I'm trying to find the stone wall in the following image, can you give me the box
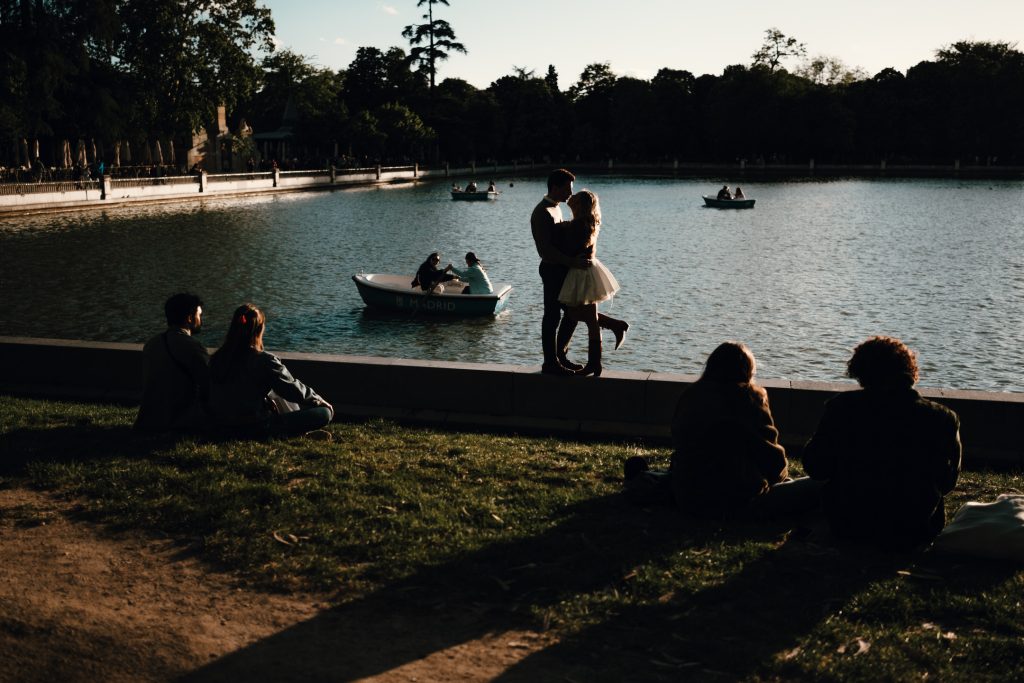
[1,337,1020,467]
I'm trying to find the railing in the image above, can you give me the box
[206,172,275,182]
[278,169,329,179]
[109,175,198,188]
[0,180,100,196]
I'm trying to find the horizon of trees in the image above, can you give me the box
[1,2,1022,170]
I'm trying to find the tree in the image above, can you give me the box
[375,102,435,159]
[544,65,559,93]
[797,55,868,86]
[568,62,617,101]
[752,28,807,72]
[114,0,275,136]
[402,0,466,91]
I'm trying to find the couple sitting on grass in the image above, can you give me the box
[628,336,962,550]
[134,293,333,440]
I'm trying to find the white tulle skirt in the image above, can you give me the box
[558,258,620,306]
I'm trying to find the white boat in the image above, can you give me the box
[352,273,513,316]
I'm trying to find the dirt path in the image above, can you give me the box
[0,488,553,682]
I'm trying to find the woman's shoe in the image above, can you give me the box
[612,320,629,351]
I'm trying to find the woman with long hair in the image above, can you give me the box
[208,303,333,438]
[669,342,789,516]
[556,189,629,376]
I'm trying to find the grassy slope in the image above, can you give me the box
[1,395,1022,681]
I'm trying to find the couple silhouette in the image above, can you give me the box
[530,168,628,377]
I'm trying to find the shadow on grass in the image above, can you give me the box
[176,491,870,682]
[0,424,180,478]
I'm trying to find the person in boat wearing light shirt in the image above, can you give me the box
[450,252,494,295]
[487,180,497,193]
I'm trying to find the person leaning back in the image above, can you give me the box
[134,293,210,432]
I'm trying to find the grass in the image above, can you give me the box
[2,394,1023,681]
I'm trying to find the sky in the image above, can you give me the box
[262,0,1024,88]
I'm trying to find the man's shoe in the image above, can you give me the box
[541,362,575,376]
[557,355,584,372]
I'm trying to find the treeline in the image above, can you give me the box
[2,0,1022,168]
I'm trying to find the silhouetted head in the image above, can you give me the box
[465,252,480,266]
[426,252,441,267]
[164,293,203,332]
[226,304,265,352]
[211,304,266,381]
[567,189,601,226]
[547,168,575,201]
[847,336,918,390]
[701,341,757,384]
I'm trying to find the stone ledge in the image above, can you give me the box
[0,336,1021,467]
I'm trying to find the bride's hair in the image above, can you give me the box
[568,189,601,228]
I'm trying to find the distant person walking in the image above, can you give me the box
[134,293,210,433]
[530,168,590,375]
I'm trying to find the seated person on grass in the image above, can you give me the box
[802,336,962,549]
[134,293,210,433]
[208,304,334,440]
[625,342,800,516]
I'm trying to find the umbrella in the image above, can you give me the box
[154,140,164,165]
[60,140,69,168]
[76,139,87,167]
[141,141,152,165]
[123,140,132,164]
[113,141,121,167]
[91,139,98,164]
[168,139,176,165]
[32,139,39,161]
[20,138,28,167]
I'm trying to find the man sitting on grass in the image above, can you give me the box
[134,293,210,433]
[803,336,962,549]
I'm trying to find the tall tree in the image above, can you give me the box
[402,0,466,91]
[751,28,807,72]
[115,0,274,136]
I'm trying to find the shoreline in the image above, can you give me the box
[2,161,1021,216]
[2,336,1021,467]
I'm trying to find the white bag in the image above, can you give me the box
[932,494,1024,562]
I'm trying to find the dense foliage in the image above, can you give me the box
[1,2,1021,168]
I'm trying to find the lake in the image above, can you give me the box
[1,175,1022,392]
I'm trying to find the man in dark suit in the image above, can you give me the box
[134,293,210,432]
[530,169,591,375]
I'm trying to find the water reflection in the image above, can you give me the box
[1,177,1023,392]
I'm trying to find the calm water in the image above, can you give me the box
[2,176,1023,392]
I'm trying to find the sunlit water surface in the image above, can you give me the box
[2,176,1022,392]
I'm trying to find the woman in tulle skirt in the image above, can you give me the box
[557,190,629,376]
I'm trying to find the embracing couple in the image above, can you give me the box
[531,168,629,377]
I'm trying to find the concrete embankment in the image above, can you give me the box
[1,336,1021,467]
[3,160,1021,215]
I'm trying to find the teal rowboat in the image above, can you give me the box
[703,195,756,208]
[352,273,513,316]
